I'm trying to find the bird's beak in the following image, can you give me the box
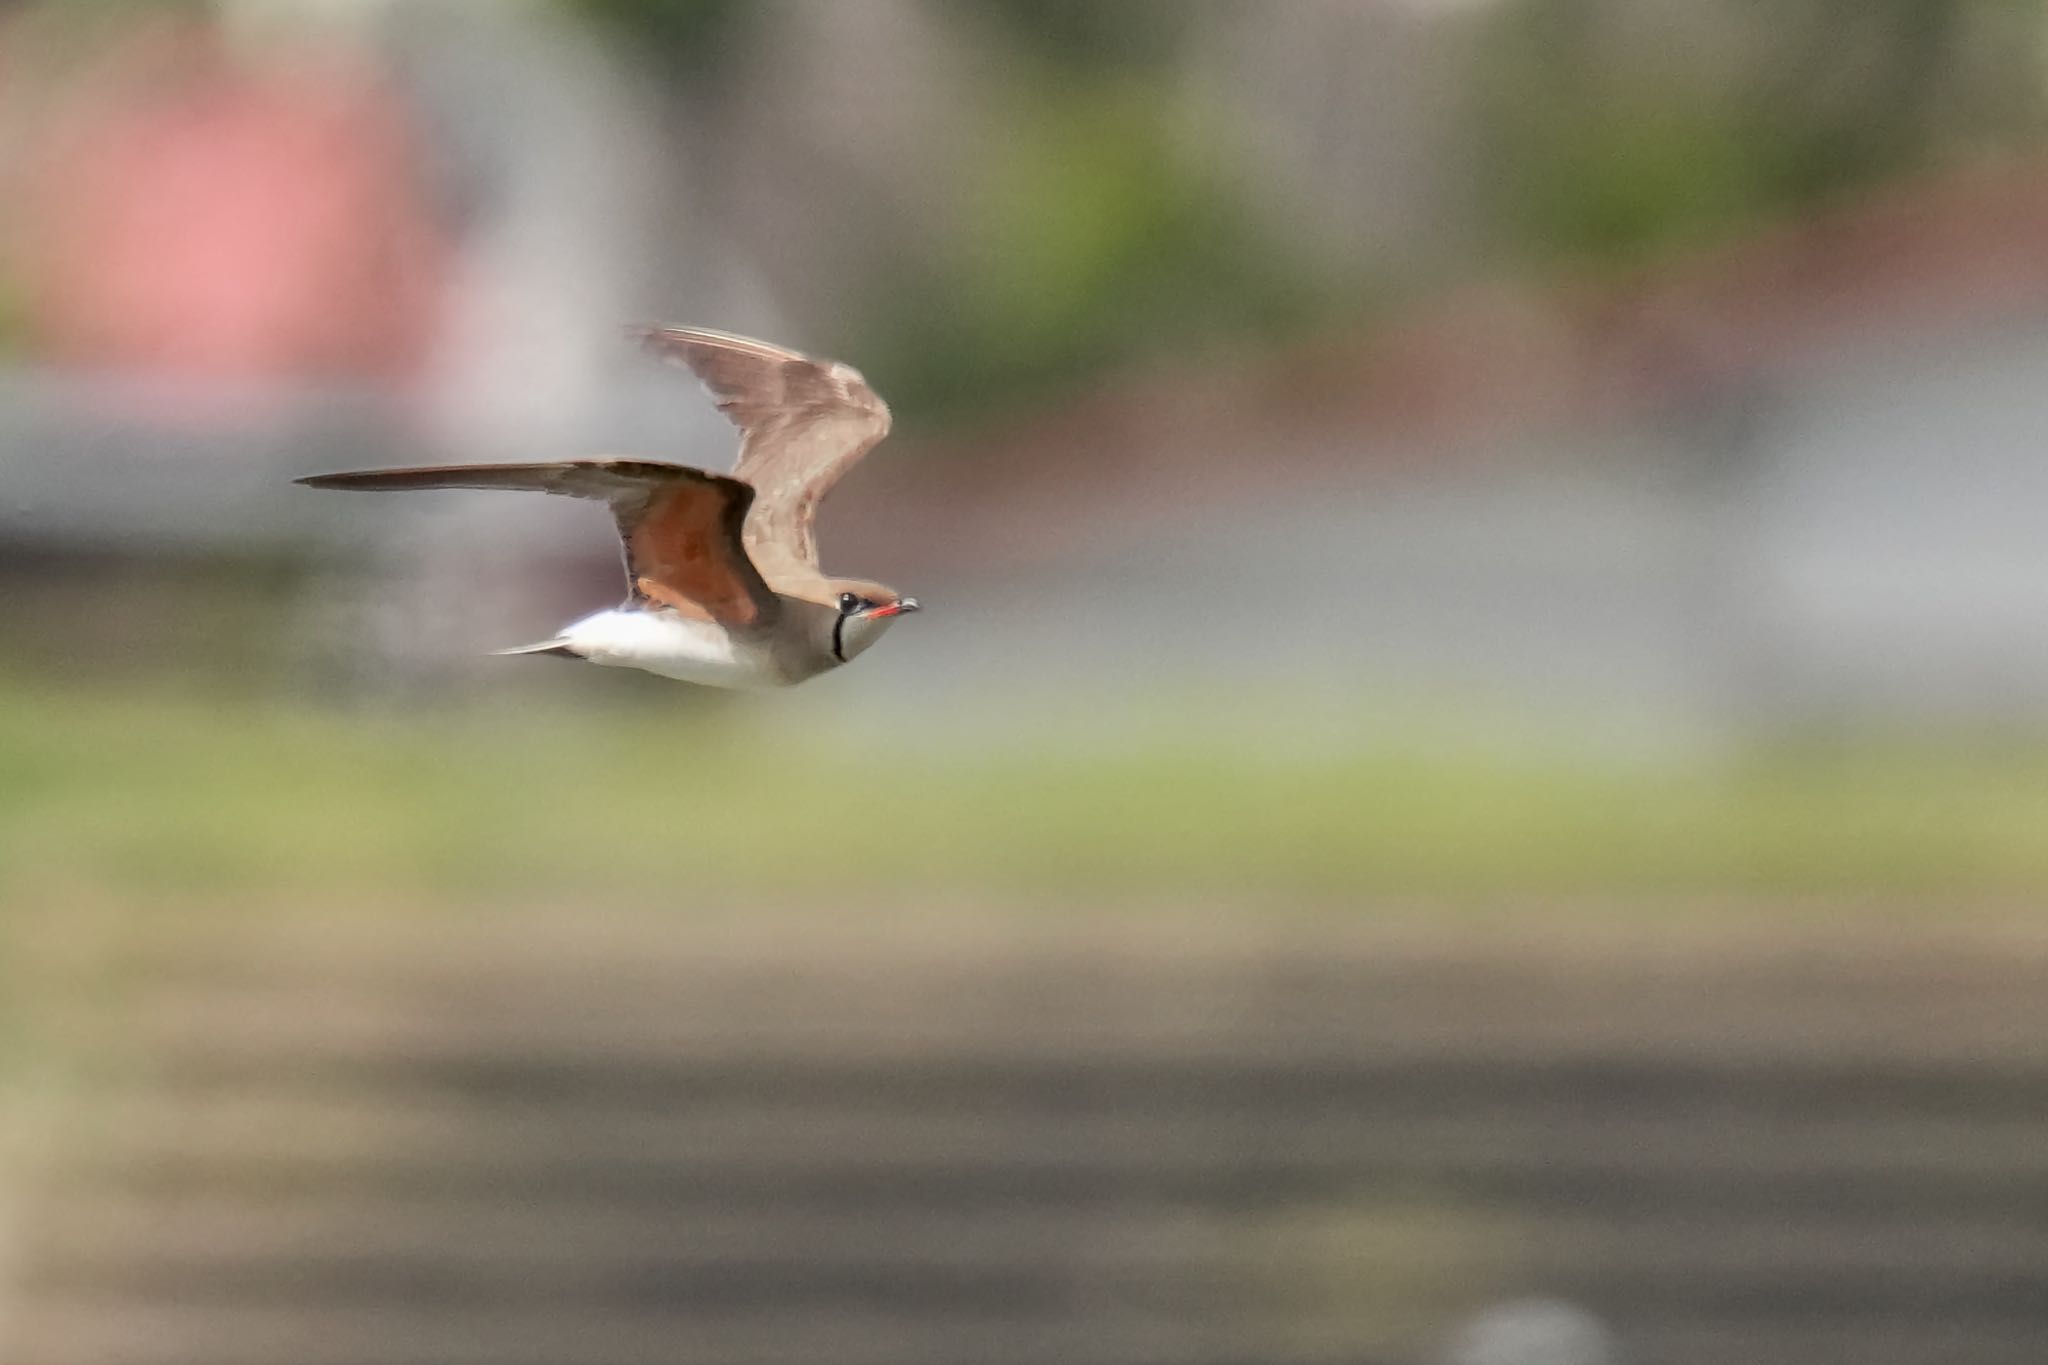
[868,597,919,618]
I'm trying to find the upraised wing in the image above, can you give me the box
[297,460,778,628]
[635,326,892,591]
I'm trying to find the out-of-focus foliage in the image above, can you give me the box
[866,83,1334,420]
[547,0,1338,419]
[552,0,757,82]
[955,0,1196,72]
[1480,81,1769,264]
[548,0,2048,417]
[859,4,1337,419]
[1476,0,2048,265]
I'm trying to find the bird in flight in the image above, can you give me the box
[299,326,919,689]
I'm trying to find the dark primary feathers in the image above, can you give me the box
[296,460,778,628]
[633,325,892,590]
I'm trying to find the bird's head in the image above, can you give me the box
[820,578,920,664]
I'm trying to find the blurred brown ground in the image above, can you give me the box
[7,907,2047,1365]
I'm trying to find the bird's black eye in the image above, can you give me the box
[837,592,862,614]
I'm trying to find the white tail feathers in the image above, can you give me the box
[491,640,579,658]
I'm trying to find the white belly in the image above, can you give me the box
[558,608,787,689]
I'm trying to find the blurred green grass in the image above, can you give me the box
[4,674,2048,912]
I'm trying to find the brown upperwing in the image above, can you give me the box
[296,460,778,629]
[620,469,778,626]
[633,326,892,588]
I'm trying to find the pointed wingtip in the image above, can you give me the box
[634,323,800,364]
[297,471,382,490]
[628,323,683,355]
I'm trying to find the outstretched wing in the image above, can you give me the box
[635,326,892,589]
[297,460,778,628]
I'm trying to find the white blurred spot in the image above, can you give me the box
[1443,1297,1616,1365]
